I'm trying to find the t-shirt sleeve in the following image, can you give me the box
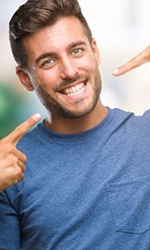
[0,190,20,249]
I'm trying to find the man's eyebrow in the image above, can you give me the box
[67,41,86,50]
[35,52,56,65]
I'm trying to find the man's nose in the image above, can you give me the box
[60,57,78,79]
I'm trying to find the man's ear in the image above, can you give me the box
[16,66,34,91]
[91,38,100,65]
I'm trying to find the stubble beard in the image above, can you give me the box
[35,68,102,119]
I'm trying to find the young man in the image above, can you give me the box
[0,0,150,249]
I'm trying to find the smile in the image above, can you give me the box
[61,83,86,97]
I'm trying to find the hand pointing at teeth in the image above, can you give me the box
[0,113,41,191]
[112,45,150,76]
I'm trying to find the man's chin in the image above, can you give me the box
[53,104,97,119]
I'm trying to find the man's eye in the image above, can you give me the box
[42,59,55,68]
[72,48,83,56]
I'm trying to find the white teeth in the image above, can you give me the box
[63,83,85,96]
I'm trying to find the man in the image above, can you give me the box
[0,45,149,192]
[0,0,150,249]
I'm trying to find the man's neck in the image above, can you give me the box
[45,101,108,135]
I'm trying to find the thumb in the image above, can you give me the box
[1,113,41,146]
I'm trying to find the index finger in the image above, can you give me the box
[112,45,150,76]
[1,113,41,146]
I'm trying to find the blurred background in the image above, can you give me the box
[0,0,150,138]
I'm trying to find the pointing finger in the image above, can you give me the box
[1,113,41,146]
[112,45,150,76]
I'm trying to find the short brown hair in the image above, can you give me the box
[9,0,93,69]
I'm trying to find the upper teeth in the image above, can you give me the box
[63,83,85,96]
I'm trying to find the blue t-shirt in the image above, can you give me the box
[0,108,150,249]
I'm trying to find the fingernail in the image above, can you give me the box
[112,68,119,75]
[32,113,41,121]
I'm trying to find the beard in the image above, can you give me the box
[35,67,102,119]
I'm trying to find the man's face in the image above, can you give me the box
[23,16,102,119]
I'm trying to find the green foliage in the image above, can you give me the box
[0,83,26,138]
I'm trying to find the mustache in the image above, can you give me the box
[54,74,87,91]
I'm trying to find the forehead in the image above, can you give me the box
[25,16,89,57]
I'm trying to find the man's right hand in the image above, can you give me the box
[0,113,41,191]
